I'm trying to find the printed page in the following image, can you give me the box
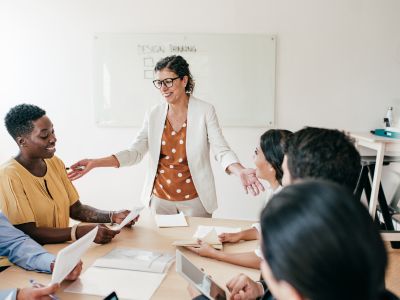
[155,211,188,227]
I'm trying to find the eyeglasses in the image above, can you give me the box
[153,77,181,89]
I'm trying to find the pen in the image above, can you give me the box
[29,279,59,300]
[66,166,85,171]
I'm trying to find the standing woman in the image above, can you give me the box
[68,55,263,217]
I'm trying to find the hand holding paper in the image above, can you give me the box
[112,206,144,230]
[50,226,98,284]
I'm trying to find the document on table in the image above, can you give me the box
[193,225,241,239]
[51,226,98,284]
[64,266,166,300]
[111,206,144,231]
[155,211,188,227]
[173,229,223,250]
[93,248,175,273]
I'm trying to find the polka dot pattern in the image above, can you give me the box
[153,118,198,201]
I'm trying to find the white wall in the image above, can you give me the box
[0,0,399,220]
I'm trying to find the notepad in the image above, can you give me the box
[155,211,188,227]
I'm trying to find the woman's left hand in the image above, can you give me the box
[239,168,265,196]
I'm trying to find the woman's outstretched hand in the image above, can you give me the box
[239,168,265,196]
[67,159,95,181]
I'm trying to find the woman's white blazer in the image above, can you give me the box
[114,96,239,213]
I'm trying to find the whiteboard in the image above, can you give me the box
[93,33,276,127]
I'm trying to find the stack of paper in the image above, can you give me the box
[155,211,188,227]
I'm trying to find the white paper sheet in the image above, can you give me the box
[155,211,188,227]
[112,206,144,231]
[50,226,98,284]
[193,225,241,239]
[4,292,13,300]
[64,266,166,300]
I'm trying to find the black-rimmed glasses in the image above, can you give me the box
[152,76,181,89]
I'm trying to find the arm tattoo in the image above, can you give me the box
[70,201,111,223]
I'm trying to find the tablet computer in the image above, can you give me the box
[103,291,119,300]
[176,250,227,300]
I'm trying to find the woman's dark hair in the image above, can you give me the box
[5,104,46,140]
[259,129,292,185]
[260,180,387,300]
[154,55,195,94]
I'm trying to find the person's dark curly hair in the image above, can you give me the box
[260,129,292,185]
[5,104,46,140]
[154,55,195,94]
[284,127,361,191]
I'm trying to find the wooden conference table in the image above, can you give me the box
[0,209,260,299]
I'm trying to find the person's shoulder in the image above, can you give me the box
[381,290,400,300]
[189,96,215,116]
[274,185,283,194]
[0,159,22,179]
[190,96,213,108]
[45,156,66,171]
[148,102,167,114]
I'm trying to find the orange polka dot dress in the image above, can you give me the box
[153,119,198,201]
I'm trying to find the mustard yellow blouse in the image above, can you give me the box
[0,156,79,227]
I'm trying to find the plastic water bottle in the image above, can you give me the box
[385,107,393,127]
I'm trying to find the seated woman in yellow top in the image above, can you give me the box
[0,104,132,244]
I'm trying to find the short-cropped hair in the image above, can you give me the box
[5,104,46,140]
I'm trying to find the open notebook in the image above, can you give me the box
[173,226,241,250]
